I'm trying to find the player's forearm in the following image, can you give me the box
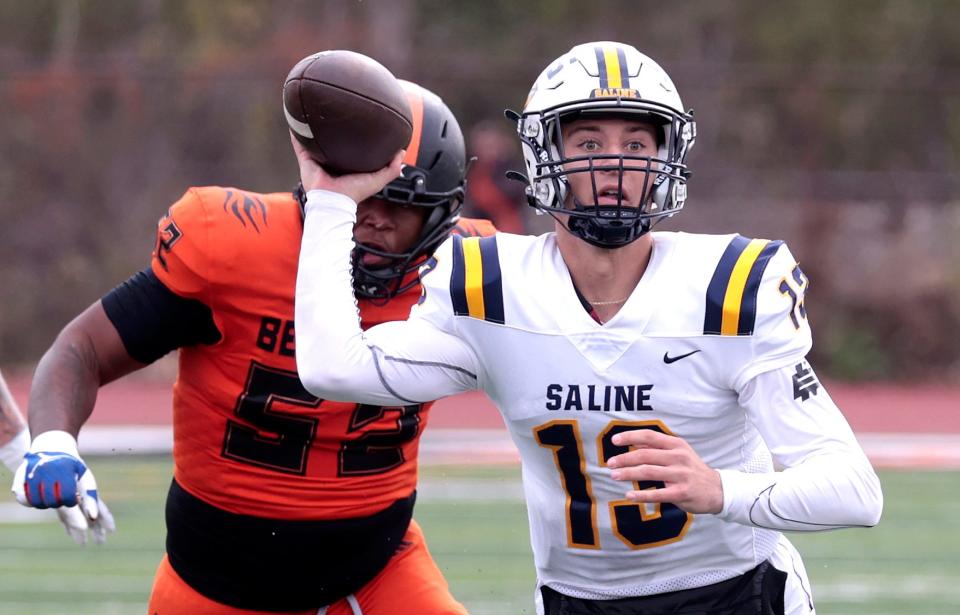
[295,190,397,403]
[718,363,884,530]
[0,371,27,442]
[0,371,29,469]
[717,452,882,530]
[296,191,480,404]
[27,333,101,438]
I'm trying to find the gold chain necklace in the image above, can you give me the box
[588,297,629,306]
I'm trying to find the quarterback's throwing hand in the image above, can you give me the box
[606,429,724,515]
[11,430,116,544]
[291,132,403,204]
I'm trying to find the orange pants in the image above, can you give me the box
[147,520,467,615]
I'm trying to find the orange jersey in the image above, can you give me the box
[151,186,493,520]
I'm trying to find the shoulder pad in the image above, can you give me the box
[731,238,813,385]
[151,188,212,299]
[703,235,785,336]
[211,187,270,233]
[447,234,504,324]
[411,233,506,328]
[453,217,498,238]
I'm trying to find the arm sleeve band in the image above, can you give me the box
[101,267,221,364]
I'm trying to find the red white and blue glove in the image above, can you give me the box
[8,430,116,545]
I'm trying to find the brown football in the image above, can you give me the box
[283,50,413,175]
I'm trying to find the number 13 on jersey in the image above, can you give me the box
[534,419,693,550]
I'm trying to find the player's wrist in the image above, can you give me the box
[29,430,81,457]
[0,427,29,472]
[707,469,725,514]
[715,469,778,523]
[304,189,358,213]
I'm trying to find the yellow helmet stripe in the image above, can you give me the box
[603,47,623,89]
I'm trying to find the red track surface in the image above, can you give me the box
[9,375,959,433]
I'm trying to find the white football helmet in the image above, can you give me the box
[511,42,696,247]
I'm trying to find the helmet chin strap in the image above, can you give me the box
[351,247,414,304]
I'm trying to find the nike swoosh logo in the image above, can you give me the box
[663,350,702,364]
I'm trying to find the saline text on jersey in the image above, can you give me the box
[545,384,654,412]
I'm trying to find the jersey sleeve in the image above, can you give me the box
[150,188,212,302]
[406,237,457,330]
[733,243,812,389]
[717,362,883,531]
[713,240,882,531]
[101,268,221,364]
[295,190,481,407]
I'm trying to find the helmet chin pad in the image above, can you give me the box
[566,205,649,249]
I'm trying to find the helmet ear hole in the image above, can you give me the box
[651,142,670,210]
[423,202,451,237]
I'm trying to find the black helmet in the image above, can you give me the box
[353,80,467,301]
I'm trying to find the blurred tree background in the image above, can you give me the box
[1,0,957,381]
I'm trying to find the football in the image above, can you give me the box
[283,50,413,175]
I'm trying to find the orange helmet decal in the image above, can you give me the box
[402,84,424,166]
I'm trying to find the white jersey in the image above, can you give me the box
[295,191,882,606]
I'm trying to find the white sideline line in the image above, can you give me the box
[77,426,174,455]
[73,427,960,469]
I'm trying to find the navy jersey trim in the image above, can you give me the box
[704,236,752,335]
[448,234,505,324]
[737,240,783,335]
[478,236,505,324]
[449,234,469,316]
[704,236,783,336]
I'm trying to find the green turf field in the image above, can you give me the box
[1,458,957,614]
